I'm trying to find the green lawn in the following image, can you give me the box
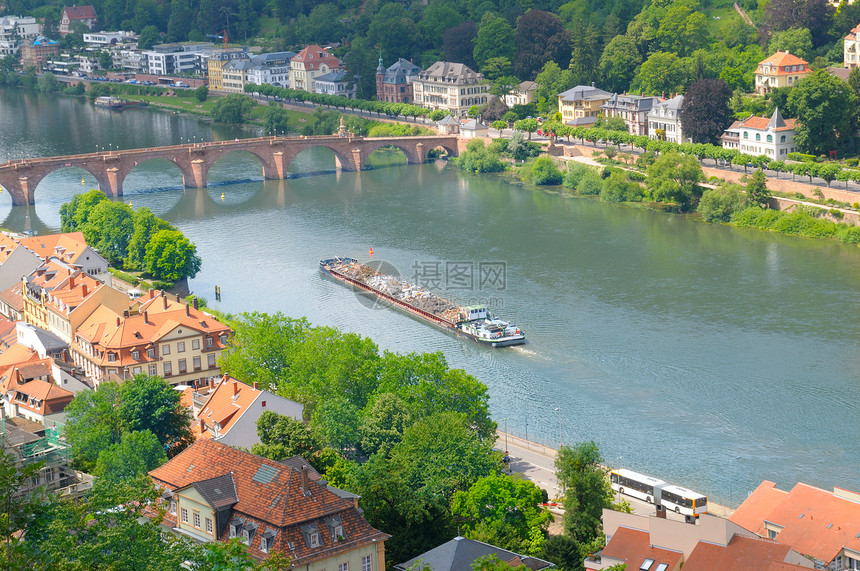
[701,0,752,36]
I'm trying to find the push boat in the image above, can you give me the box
[319,257,525,348]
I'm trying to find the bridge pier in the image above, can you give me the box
[14,176,33,206]
[104,168,123,197]
[189,159,207,188]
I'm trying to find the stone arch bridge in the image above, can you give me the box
[0,135,461,206]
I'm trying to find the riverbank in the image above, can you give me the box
[496,431,736,519]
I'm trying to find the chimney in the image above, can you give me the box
[591,81,595,88]
[162,295,168,310]
[116,316,120,326]
[232,380,239,395]
[185,303,191,317]
[199,418,205,433]
[253,382,258,390]
[301,465,309,492]
[69,276,75,288]
[662,91,665,98]
[123,309,130,318]
[193,298,198,310]
[81,283,87,296]
[143,310,149,324]
[209,378,215,390]
[176,294,181,302]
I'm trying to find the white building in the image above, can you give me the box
[503,81,538,108]
[314,69,356,98]
[83,30,135,46]
[412,61,488,117]
[647,95,687,143]
[142,42,214,76]
[246,51,295,88]
[721,108,797,158]
[845,23,860,69]
[0,16,41,57]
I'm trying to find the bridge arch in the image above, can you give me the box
[117,157,189,197]
[28,166,110,206]
[199,147,279,186]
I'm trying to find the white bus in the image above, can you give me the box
[659,484,708,516]
[610,469,667,504]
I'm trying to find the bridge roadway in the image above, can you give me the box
[0,134,461,206]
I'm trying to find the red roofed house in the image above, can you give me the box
[290,45,342,93]
[730,480,860,569]
[720,108,797,159]
[149,439,389,566]
[59,5,97,34]
[755,51,811,94]
[845,23,860,69]
[192,374,303,448]
[73,290,231,386]
[0,355,75,424]
[18,231,109,278]
[22,257,128,344]
[587,509,813,570]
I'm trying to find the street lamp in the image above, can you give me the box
[729,456,741,506]
[554,407,562,449]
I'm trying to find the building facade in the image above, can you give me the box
[503,80,538,108]
[290,45,342,93]
[207,47,251,90]
[245,51,295,89]
[314,69,355,98]
[143,42,215,77]
[82,30,135,46]
[0,16,41,57]
[20,37,59,70]
[375,57,421,103]
[720,108,797,158]
[558,85,612,127]
[648,95,686,143]
[149,439,389,566]
[602,93,662,136]
[412,61,488,116]
[754,51,811,95]
[59,5,97,34]
[845,23,860,69]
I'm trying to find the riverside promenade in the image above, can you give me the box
[496,430,734,519]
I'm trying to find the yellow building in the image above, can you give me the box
[558,85,612,127]
[754,51,811,95]
[206,48,249,91]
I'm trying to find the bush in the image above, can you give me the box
[456,139,506,173]
[577,169,604,195]
[600,171,643,203]
[563,163,590,190]
[698,183,744,222]
[531,156,563,185]
[787,152,816,162]
[846,158,858,167]
[837,225,860,243]
[108,267,140,286]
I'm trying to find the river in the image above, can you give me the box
[2,87,859,505]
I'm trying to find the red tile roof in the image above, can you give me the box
[729,481,860,564]
[62,5,97,20]
[758,51,810,73]
[196,375,261,438]
[149,439,388,564]
[738,116,797,132]
[292,45,341,69]
[601,527,683,571]
[683,534,811,570]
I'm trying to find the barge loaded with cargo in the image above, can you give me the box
[319,257,525,347]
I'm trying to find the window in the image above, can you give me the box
[107,352,116,362]
[45,469,55,483]
[743,131,748,139]
[164,361,172,376]
[181,508,188,523]
[331,525,343,540]
[133,366,141,375]
[178,359,187,373]
[767,134,773,143]
[208,354,216,368]
[132,350,140,360]
[780,135,786,143]
[169,500,176,515]
[193,512,200,528]
[147,348,155,358]
[177,341,185,352]
[242,527,255,545]
[220,334,228,345]
[755,133,761,141]
[339,563,348,571]
[206,518,213,533]
[192,339,200,350]
[162,344,171,355]
[206,337,214,347]
[362,555,372,571]
[193,356,201,370]
[310,532,321,547]
[149,364,157,376]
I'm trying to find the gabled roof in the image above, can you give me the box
[651,94,684,112]
[63,5,97,20]
[149,439,389,563]
[395,536,555,571]
[601,527,683,571]
[461,119,487,131]
[729,480,860,564]
[189,473,238,509]
[683,534,812,570]
[18,231,102,267]
[437,115,459,125]
[196,375,259,437]
[738,110,797,132]
[291,45,341,68]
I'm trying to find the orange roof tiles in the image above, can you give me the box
[739,116,797,132]
[0,235,21,264]
[196,375,261,437]
[292,45,341,69]
[149,439,389,564]
[684,534,812,570]
[602,527,683,571]
[758,51,810,73]
[730,481,860,564]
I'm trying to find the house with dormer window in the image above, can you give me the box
[149,439,389,566]
[755,51,811,94]
[720,108,797,158]
[290,45,342,93]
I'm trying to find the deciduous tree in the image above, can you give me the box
[359,393,413,456]
[646,150,705,210]
[474,13,515,70]
[630,52,687,96]
[95,430,168,483]
[745,169,771,207]
[144,229,203,281]
[442,21,478,70]
[512,10,569,80]
[555,441,612,543]
[680,79,733,145]
[787,70,858,155]
[252,410,323,462]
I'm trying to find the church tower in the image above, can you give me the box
[375,55,385,101]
